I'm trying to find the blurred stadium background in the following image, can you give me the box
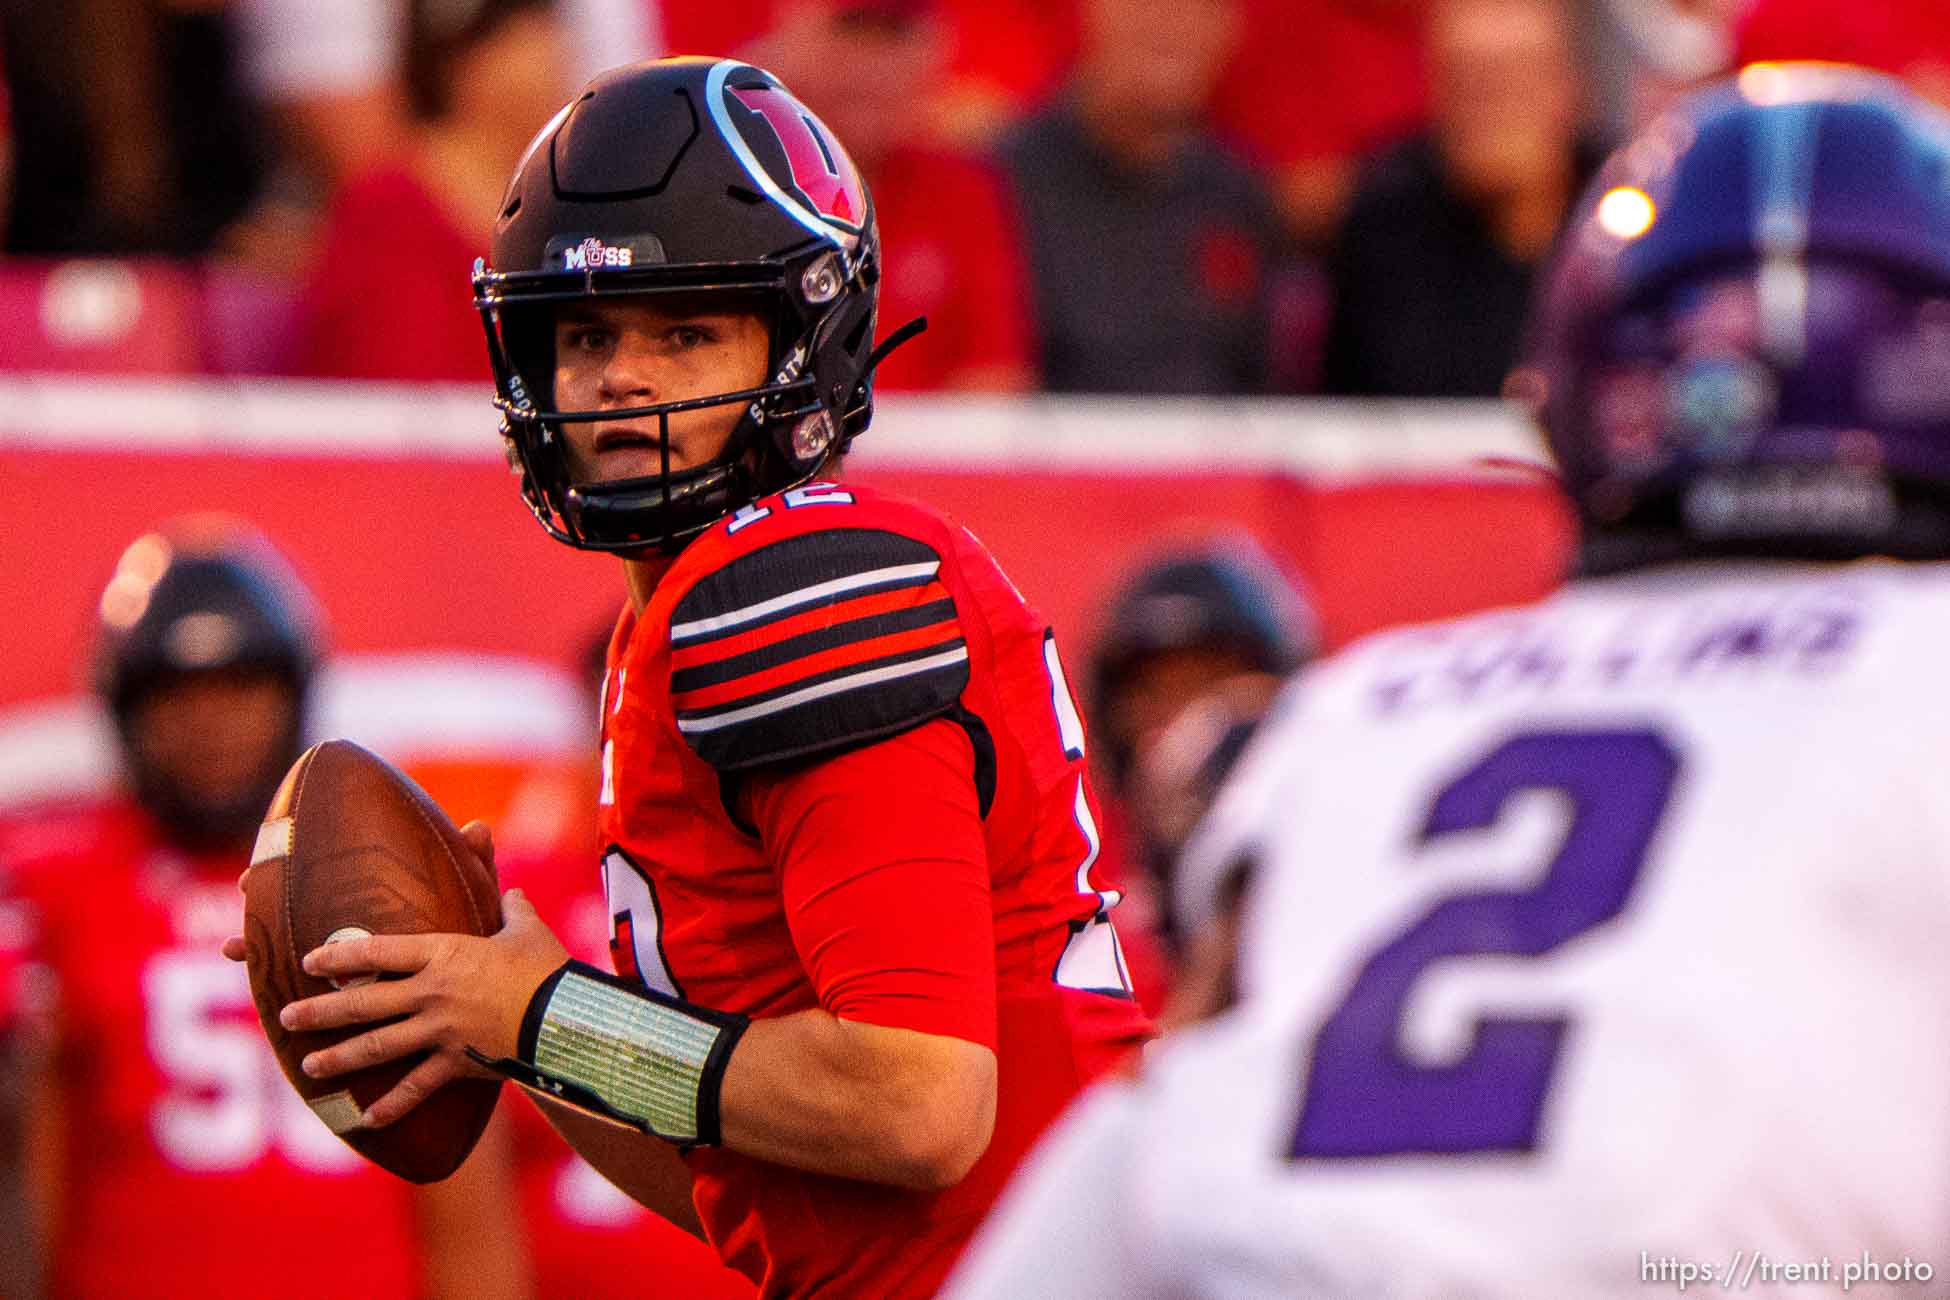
[0,0,1937,1294]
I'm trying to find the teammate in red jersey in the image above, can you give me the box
[12,519,532,1300]
[245,56,1154,1298]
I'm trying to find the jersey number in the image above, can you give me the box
[1289,727,1680,1159]
[603,845,683,999]
[144,951,361,1173]
[1044,631,1134,998]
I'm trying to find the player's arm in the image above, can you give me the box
[714,715,999,1187]
[484,720,998,1189]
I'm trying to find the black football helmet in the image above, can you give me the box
[1087,536,1317,787]
[474,57,911,553]
[94,520,322,849]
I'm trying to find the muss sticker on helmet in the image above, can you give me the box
[728,84,867,236]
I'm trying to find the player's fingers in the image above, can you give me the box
[360,1054,459,1129]
[301,932,443,979]
[499,888,538,931]
[220,934,248,963]
[459,819,495,869]
[279,978,420,1033]
[300,1019,428,1080]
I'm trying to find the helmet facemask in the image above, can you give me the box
[473,58,916,553]
[477,250,879,553]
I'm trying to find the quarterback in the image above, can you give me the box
[947,65,1950,1298]
[236,57,1151,1298]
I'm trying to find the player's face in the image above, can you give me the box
[128,670,296,811]
[552,295,772,484]
[1107,645,1260,786]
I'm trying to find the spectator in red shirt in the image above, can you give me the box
[296,0,573,381]
[928,0,1083,148]
[756,0,1038,391]
[1210,0,1432,246]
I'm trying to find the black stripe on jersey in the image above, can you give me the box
[680,640,971,771]
[670,597,959,695]
[676,635,967,726]
[671,529,943,648]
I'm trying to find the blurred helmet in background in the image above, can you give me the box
[94,518,322,849]
[1087,535,1316,789]
[1518,63,1950,572]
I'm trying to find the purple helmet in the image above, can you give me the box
[1518,64,1950,568]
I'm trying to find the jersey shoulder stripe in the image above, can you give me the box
[667,526,971,770]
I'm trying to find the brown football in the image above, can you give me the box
[242,738,502,1183]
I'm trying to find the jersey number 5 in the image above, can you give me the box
[1290,727,1680,1159]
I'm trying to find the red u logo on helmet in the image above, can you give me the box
[728,85,867,235]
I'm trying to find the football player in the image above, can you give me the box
[945,64,1950,1298]
[5,520,530,1298]
[1085,538,1315,953]
[246,57,1154,1298]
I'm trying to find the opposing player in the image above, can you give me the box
[946,65,1950,1298]
[4,519,531,1298]
[252,57,1153,1297]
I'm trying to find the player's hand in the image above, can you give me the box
[268,885,569,1129]
[219,820,497,964]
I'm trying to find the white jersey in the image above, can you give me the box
[947,561,1950,1299]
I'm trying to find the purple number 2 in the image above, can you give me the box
[1290,728,1680,1159]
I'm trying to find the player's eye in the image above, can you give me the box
[561,324,614,353]
[669,324,715,350]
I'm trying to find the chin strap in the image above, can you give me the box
[849,316,928,408]
[866,315,928,374]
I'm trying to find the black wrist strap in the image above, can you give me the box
[468,960,749,1148]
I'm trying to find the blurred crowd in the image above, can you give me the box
[4,0,1943,398]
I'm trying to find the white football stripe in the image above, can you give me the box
[676,645,968,734]
[669,561,939,644]
[251,816,293,867]
[307,1091,365,1135]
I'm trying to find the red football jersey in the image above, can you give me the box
[498,845,756,1299]
[597,481,1154,1297]
[1,803,425,1299]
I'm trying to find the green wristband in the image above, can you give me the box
[514,961,749,1146]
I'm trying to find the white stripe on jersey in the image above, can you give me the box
[674,646,969,732]
[668,561,940,644]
